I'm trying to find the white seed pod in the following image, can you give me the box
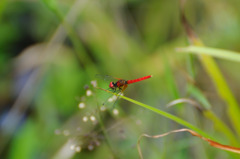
[91,80,97,87]
[82,116,88,122]
[90,115,96,122]
[78,102,85,109]
[75,146,81,152]
[86,90,92,96]
[113,109,119,115]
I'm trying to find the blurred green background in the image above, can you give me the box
[1,0,240,158]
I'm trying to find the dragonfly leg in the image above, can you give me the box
[121,85,128,93]
[111,85,128,109]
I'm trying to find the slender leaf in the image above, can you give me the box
[97,87,213,140]
[177,46,240,62]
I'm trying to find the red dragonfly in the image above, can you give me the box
[108,75,153,92]
[97,75,153,106]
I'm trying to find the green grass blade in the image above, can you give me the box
[180,9,240,136]
[187,84,211,110]
[178,44,240,136]
[163,56,180,101]
[177,46,240,62]
[41,0,96,73]
[0,0,7,20]
[97,88,214,140]
[187,84,239,145]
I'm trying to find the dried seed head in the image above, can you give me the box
[86,90,92,96]
[75,146,81,152]
[82,116,88,122]
[88,144,94,151]
[70,145,75,150]
[91,80,97,87]
[113,109,119,115]
[95,140,100,146]
[84,85,89,90]
[90,115,96,122]
[108,97,113,102]
[100,106,106,111]
[78,102,85,109]
[63,130,70,136]
[54,129,61,135]
[112,95,117,100]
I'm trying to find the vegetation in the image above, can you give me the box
[1,0,240,158]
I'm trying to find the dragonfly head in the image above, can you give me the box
[109,82,115,89]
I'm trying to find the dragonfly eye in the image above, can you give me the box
[109,82,114,88]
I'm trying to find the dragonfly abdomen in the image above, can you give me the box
[127,75,152,84]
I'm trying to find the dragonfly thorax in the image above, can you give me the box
[109,80,128,90]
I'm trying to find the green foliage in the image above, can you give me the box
[178,46,240,62]
[1,0,240,159]
[8,120,40,159]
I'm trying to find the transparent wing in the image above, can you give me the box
[95,74,121,81]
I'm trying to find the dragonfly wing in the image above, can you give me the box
[95,74,122,81]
